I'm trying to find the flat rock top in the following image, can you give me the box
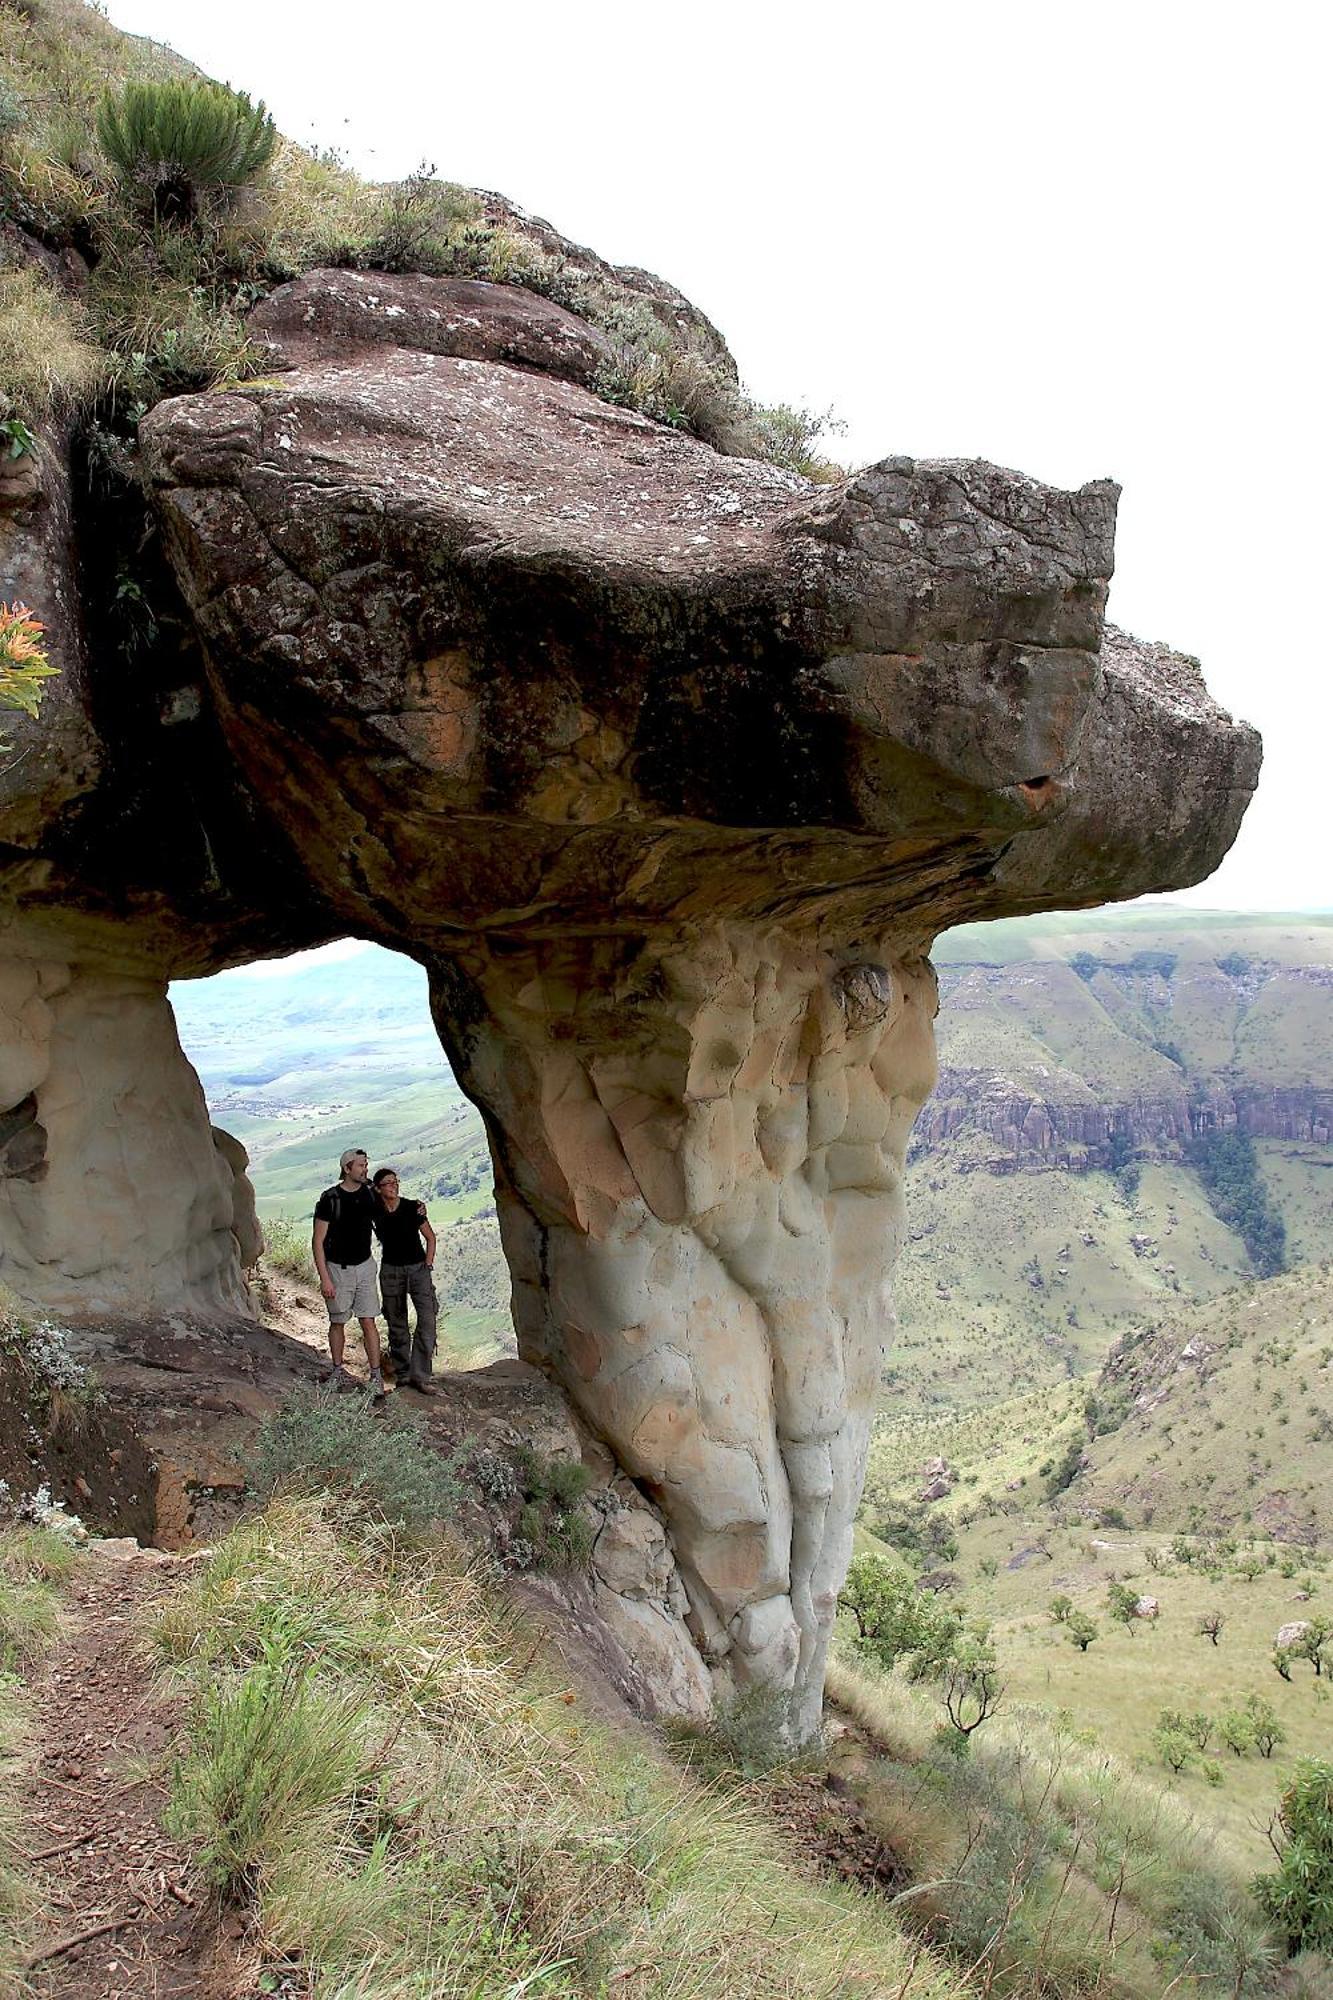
[130,271,1263,938]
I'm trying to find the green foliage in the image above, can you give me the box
[1065,1610,1099,1651]
[1219,1707,1257,1757]
[1187,1128,1287,1277]
[1254,1759,1333,1954]
[1153,1721,1194,1773]
[1245,1693,1287,1759]
[0,599,56,732]
[0,263,107,421]
[1048,1592,1073,1623]
[865,1499,958,1570]
[258,1211,314,1285]
[1128,950,1178,979]
[0,1574,57,1669]
[0,415,34,458]
[1105,1581,1141,1632]
[939,1638,1003,1739]
[672,1684,801,1781]
[359,158,478,274]
[97,78,278,224]
[1042,1431,1085,1500]
[246,1386,468,1534]
[165,1658,380,1896]
[511,1446,594,1572]
[156,1500,950,2000]
[1279,1615,1332,1681]
[745,401,845,481]
[838,1553,961,1679]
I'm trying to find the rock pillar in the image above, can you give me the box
[434,924,938,1736]
[0,947,251,1317]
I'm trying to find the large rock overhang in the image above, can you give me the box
[1,268,1261,1735]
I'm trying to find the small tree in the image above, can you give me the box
[940,1639,1004,1741]
[839,1553,959,1675]
[1293,1615,1331,1679]
[1254,1758,1333,1954]
[1154,1723,1194,1774]
[1066,1611,1099,1652]
[97,79,278,226]
[1049,1593,1073,1624]
[1196,1609,1226,1646]
[1184,1710,1214,1751]
[1219,1709,1255,1758]
[1246,1694,1287,1760]
[1106,1581,1140,1635]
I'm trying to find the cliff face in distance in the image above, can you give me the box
[918,910,1333,1172]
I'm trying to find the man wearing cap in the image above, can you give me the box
[312,1147,386,1401]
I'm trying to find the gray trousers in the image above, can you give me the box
[379,1261,437,1380]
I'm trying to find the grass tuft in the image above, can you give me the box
[245,1388,471,1535]
[0,263,107,420]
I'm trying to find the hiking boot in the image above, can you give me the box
[323,1364,359,1394]
[408,1375,437,1397]
[368,1368,387,1407]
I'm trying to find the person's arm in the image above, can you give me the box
[312,1216,336,1299]
[419,1205,436,1270]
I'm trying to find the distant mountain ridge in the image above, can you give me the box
[920,909,1333,1175]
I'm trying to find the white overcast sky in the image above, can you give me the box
[110,0,1330,911]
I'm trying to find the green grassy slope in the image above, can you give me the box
[892,1158,1252,1409]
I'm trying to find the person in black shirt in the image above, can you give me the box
[371,1166,438,1394]
[312,1147,386,1400]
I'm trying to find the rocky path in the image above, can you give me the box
[18,1541,214,2000]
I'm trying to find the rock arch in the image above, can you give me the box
[0,270,1260,1733]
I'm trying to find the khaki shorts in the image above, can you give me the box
[327,1258,380,1324]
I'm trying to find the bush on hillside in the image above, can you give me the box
[246,1387,468,1533]
[1254,1759,1333,1955]
[96,79,277,224]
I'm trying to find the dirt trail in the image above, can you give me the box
[18,1541,217,2000]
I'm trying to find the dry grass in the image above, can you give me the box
[0,263,107,419]
[156,1500,967,1999]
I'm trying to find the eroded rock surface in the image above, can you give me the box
[0,265,1260,1734]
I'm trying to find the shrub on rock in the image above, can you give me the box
[96,78,277,224]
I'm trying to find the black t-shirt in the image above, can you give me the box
[374,1197,429,1265]
[314,1183,377,1265]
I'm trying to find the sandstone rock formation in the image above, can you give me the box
[0,266,1260,1736]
